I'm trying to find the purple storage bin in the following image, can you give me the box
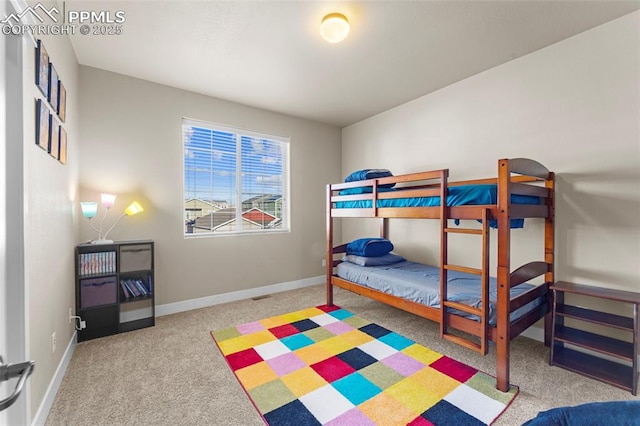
[80,276,117,308]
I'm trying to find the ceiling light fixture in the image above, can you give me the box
[320,13,350,43]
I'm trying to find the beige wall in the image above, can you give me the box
[341,13,640,317]
[78,66,342,305]
[22,11,80,419]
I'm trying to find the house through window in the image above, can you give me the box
[183,119,290,236]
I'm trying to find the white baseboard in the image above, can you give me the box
[156,275,324,317]
[520,325,545,342]
[31,331,76,426]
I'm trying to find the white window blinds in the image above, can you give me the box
[183,119,289,236]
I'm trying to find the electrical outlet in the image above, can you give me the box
[322,259,326,267]
[51,332,56,354]
[69,308,73,324]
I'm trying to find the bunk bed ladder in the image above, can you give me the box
[440,208,490,355]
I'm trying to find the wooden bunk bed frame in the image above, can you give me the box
[326,158,555,392]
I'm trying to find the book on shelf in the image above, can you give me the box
[133,279,148,296]
[121,279,137,298]
[126,279,141,297]
[120,280,131,298]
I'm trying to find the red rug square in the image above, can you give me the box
[316,304,341,313]
[429,356,477,382]
[226,347,263,371]
[269,324,300,339]
[311,356,356,383]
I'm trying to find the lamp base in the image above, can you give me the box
[90,239,114,245]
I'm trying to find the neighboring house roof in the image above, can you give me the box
[185,198,228,209]
[242,194,281,205]
[193,210,236,230]
[192,207,278,231]
[242,208,276,224]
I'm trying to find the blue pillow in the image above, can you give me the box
[342,253,406,266]
[344,169,395,188]
[344,169,393,182]
[346,238,394,257]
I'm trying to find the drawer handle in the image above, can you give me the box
[83,281,111,287]
[122,248,150,253]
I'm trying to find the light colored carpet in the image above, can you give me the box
[45,284,639,425]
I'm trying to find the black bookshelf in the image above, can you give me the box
[75,240,155,342]
[549,281,639,395]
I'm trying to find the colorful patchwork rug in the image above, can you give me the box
[211,305,518,426]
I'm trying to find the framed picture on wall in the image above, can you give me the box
[48,63,59,112]
[58,126,67,164]
[58,80,67,122]
[35,40,49,98]
[50,119,60,159]
[35,99,50,151]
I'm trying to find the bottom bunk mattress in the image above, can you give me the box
[336,260,545,326]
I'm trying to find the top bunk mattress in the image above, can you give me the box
[335,184,540,208]
[336,260,545,326]
[334,184,542,228]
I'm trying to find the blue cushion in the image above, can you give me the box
[344,169,395,188]
[346,238,394,257]
[342,253,406,266]
[522,401,640,426]
[345,169,393,182]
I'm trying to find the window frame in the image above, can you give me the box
[182,118,290,238]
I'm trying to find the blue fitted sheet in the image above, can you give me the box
[336,260,545,326]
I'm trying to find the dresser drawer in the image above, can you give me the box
[120,244,153,272]
[80,276,117,308]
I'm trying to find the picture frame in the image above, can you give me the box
[49,63,59,112]
[35,40,49,98]
[58,80,66,122]
[50,118,60,159]
[35,99,50,151]
[58,126,67,164]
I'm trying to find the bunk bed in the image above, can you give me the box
[326,158,555,392]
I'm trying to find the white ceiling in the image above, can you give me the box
[67,1,640,127]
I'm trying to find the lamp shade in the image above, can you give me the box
[80,202,98,219]
[101,193,116,208]
[125,201,144,216]
[320,13,350,43]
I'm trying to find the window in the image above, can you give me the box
[183,119,289,236]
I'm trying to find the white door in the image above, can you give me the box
[1,0,29,423]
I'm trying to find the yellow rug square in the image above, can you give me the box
[293,344,333,365]
[358,392,418,425]
[216,334,255,356]
[242,330,277,347]
[259,315,293,328]
[385,376,436,414]
[280,366,327,397]
[402,343,443,366]
[339,329,375,347]
[316,335,353,356]
[235,361,278,390]
[296,307,326,319]
[410,367,460,400]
